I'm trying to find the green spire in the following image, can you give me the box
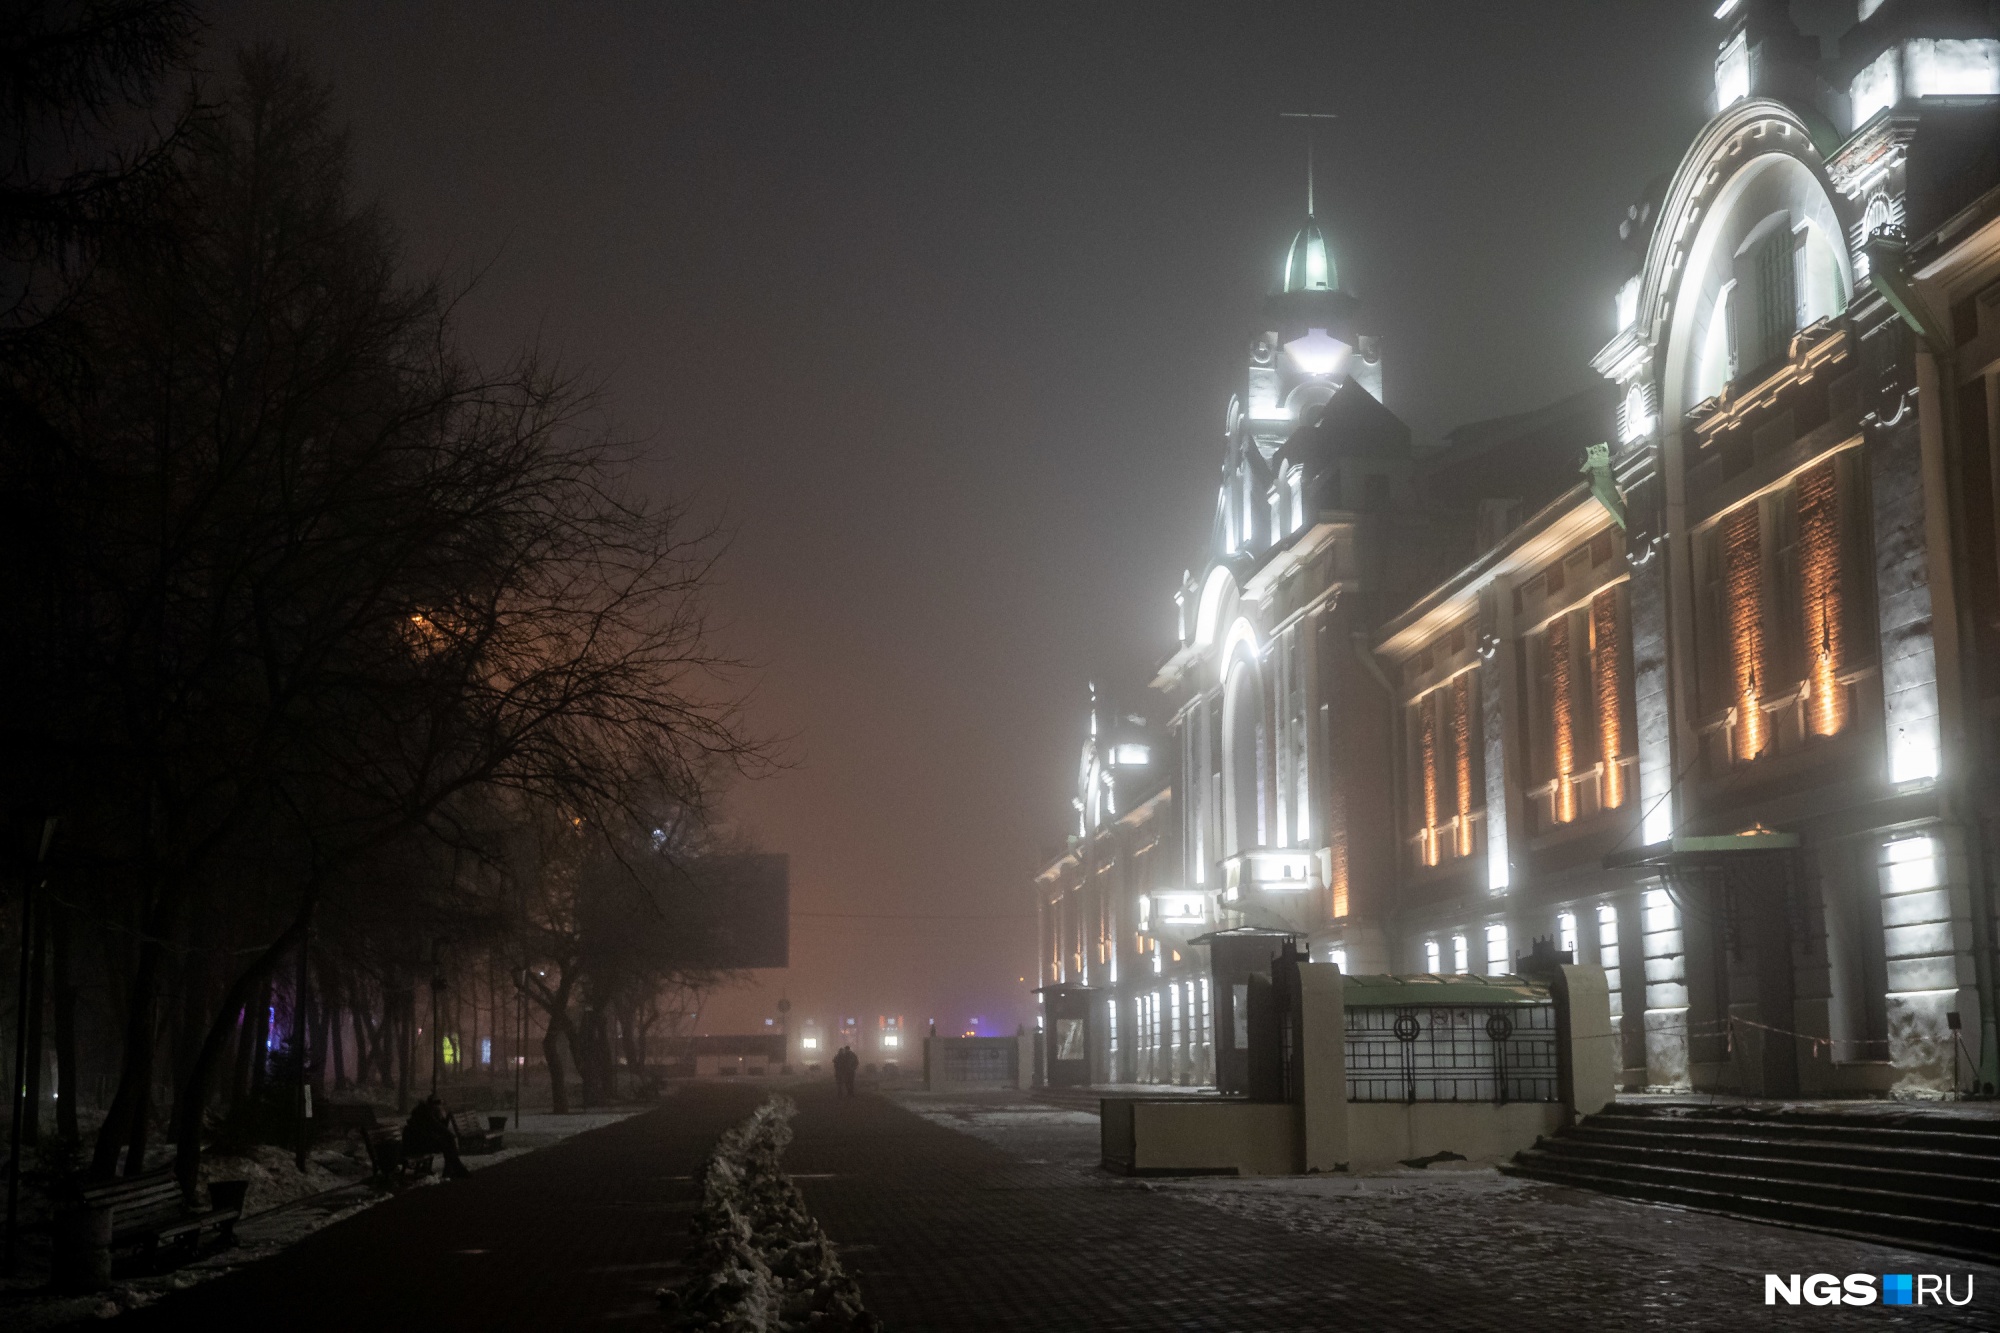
[1282,219,1335,292]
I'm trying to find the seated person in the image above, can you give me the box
[403,1093,470,1179]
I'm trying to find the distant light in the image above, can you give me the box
[1713,0,1739,17]
[883,1033,899,1048]
[1113,743,1150,767]
[802,1036,819,1050]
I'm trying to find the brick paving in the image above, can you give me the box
[97,1080,2000,1332]
[787,1087,1510,1333]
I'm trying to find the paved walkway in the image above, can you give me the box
[108,1081,1995,1332]
[118,1083,767,1331]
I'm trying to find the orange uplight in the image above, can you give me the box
[1550,614,1578,823]
[1419,693,1440,865]
[1798,461,1845,737]
[1725,504,1766,761]
[1452,675,1475,857]
[1592,589,1626,810]
[1329,839,1349,918]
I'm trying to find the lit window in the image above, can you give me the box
[1884,836,1938,894]
[1452,934,1469,973]
[1114,743,1150,767]
[1905,38,2000,100]
[1330,947,1348,973]
[1485,924,1509,975]
[1614,275,1640,332]
[1424,939,1441,972]
[1643,888,1677,935]
[1714,31,1748,110]
[1557,911,1578,960]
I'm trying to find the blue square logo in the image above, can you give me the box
[1883,1274,1913,1306]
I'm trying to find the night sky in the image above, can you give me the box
[202,1,1858,1038]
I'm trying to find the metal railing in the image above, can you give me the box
[1344,1002,1558,1103]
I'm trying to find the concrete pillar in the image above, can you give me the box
[1297,962,1347,1172]
[1640,885,1691,1089]
[1874,411,1942,786]
[1557,963,1617,1116]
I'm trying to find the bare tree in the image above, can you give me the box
[1,47,765,1186]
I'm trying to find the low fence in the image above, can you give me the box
[1344,1001,1559,1104]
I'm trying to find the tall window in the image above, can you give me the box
[1725,502,1767,761]
[1736,218,1797,377]
[1696,454,1868,766]
[1485,924,1509,975]
[1798,459,1846,736]
[1452,933,1469,973]
[1409,669,1482,866]
[1557,911,1579,960]
[1224,656,1266,855]
[1529,583,1634,826]
[1424,939,1441,973]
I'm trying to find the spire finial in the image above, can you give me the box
[1280,111,1339,218]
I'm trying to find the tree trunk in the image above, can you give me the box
[50,894,79,1148]
[91,878,179,1178]
[344,982,368,1092]
[541,1023,569,1114]
[247,977,273,1100]
[322,965,344,1093]
[21,894,47,1148]
[172,912,308,1191]
[395,990,412,1112]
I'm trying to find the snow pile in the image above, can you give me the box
[664,1098,874,1332]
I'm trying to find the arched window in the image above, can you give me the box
[1222,652,1266,855]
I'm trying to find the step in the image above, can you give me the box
[1504,1157,2000,1263]
[1528,1140,2000,1217]
[1565,1124,2000,1181]
[1598,1101,2000,1139]
[1592,1107,2000,1158]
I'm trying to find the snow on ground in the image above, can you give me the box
[900,1091,1999,1331]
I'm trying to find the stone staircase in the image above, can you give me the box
[1503,1101,2000,1262]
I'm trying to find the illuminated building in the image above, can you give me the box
[1038,0,2000,1098]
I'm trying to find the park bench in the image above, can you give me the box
[53,1168,247,1289]
[450,1109,505,1154]
[322,1100,382,1138]
[364,1126,434,1182]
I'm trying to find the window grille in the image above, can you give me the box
[1344,1003,1559,1103]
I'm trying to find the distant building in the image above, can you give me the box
[1037,0,2000,1100]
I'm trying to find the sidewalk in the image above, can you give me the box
[81,1080,1997,1332]
[109,1084,767,1331]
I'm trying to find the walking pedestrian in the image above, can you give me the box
[832,1044,858,1096]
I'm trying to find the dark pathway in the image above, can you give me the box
[119,1083,766,1332]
